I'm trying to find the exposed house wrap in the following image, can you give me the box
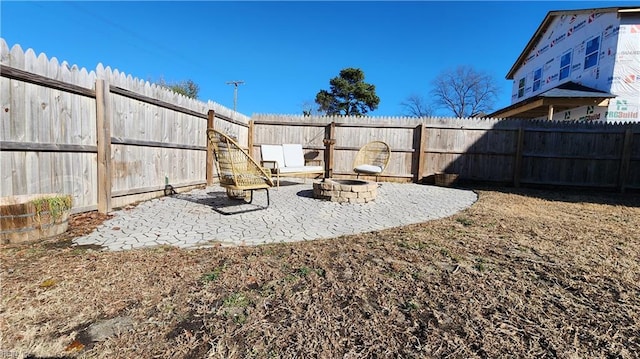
[491,7,640,122]
[610,19,640,121]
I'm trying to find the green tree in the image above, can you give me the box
[157,78,200,99]
[315,68,380,116]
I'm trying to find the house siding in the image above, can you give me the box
[608,14,640,122]
[511,9,640,122]
[511,11,620,101]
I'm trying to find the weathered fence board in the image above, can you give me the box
[1,39,245,213]
[1,43,99,210]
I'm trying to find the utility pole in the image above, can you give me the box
[226,80,245,112]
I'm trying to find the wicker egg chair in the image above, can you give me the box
[207,129,274,207]
[353,141,391,181]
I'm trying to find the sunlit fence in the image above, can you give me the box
[1,39,248,213]
[251,115,640,191]
[2,38,639,214]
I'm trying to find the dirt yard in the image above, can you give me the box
[1,187,639,358]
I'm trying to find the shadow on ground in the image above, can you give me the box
[296,189,314,198]
[173,191,269,215]
[458,182,640,208]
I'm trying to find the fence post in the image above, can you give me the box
[95,79,112,214]
[206,109,215,186]
[618,128,633,193]
[513,127,524,188]
[324,122,336,178]
[413,124,426,183]
[248,120,254,157]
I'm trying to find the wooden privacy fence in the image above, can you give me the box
[251,115,640,191]
[1,40,247,214]
[2,39,640,218]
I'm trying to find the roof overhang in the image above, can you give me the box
[487,97,612,119]
[487,82,615,119]
[506,7,640,80]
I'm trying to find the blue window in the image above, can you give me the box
[584,36,600,69]
[518,77,525,98]
[533,68,542,92]
[559,51,572,80]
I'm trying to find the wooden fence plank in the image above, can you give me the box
[96,79,112,213]
[0,77,10,143]
[206,109,215,185]
[414,124,426,182]
[619,128,634,192]
[9,48,26,144]
[513,127,524,187]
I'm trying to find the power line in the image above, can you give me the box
[226,81,245,112]
[61,2,207,69]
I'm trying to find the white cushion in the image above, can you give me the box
[354,164,383,174]
[261,145,285,168]
[282,144,305,167]
[278,165,324,174]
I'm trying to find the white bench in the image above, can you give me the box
[260,144,324,187]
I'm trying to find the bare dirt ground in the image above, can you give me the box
[1,187,639,358]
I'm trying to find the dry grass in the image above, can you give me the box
[1,187,639,358]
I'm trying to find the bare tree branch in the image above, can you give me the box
[400,94,433,117]
[430,65,499,117]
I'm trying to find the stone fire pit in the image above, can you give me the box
[312,179,377,203]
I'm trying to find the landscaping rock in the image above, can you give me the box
[86,316,134,342]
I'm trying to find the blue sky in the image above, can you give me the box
[1,1,630,117]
